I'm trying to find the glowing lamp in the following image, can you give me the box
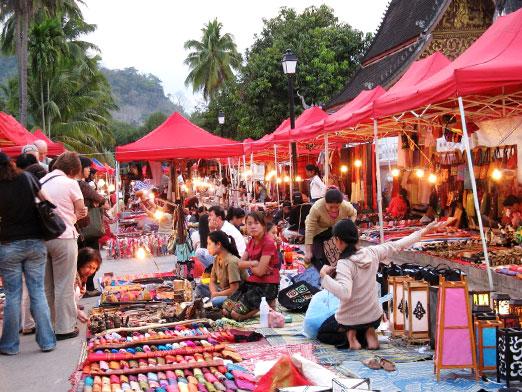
[276,178,283,184]
[492,293,511,316]
[415,168,425,178]
[295,175,302,182]
[354,159,362,168]
[340,165,348,173]
[491,168,502,181]
[469,290,492,313]
[283,175,290,183]
[136,247,146,260]
[154,210,164,220]
[391,168,400,177]
[428,173,437,184]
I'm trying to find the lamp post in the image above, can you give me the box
[218,110,225,136]
[282,49,298,197]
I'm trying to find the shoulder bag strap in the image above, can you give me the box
[23,171,40,201]
[41,174,63,186]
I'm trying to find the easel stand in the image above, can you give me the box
[435,277,478,381]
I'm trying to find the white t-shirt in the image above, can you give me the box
[310,175,327,200]
[40,170,84,239]
[221,220,246,256]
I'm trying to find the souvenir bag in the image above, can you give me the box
[80,206,105,240]
[278,281,320,311]
[24,173,66,240]
[506,145,518,170]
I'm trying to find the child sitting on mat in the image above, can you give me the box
[320,218,446,350]
[76,247,102,323]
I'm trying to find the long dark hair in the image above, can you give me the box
[198,213,209,249]
[208,230,240,258]
[0,152,20,181]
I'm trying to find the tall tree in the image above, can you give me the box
[184,19,242,101]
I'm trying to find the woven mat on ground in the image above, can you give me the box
[229,341,316,372]
[313,341,433,366]
[224,305,306,329]
[255,326,318,346]
[335,360,505,392]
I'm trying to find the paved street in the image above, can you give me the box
[0,254,175,392]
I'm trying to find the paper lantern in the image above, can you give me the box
[403,280,430,342]
[388,276,413,336]
[492,293,511,316]
[509,299,522,322]
[475,319,502,375]
[497,327,522,387]
[469,290,492,314]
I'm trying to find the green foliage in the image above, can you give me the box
[102,67,184,125]
[184,18,242,100]
[194,5,372,140]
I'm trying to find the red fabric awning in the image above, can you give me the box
[34,129,66,157]
[0,112,37,156]
[115,112,245,161]
[373,9,522,118]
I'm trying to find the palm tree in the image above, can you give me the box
[184,19,242,101]
[0,0,83,126]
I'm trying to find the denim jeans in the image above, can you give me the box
[194,284,227,308]
[0,239,56,353]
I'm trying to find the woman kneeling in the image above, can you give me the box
[223,212,280,321]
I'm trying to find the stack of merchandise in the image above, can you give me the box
[100,278,192,305]
[77,320,255,392]
[107,233,171,259]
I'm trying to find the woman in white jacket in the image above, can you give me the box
[320,218,449,350]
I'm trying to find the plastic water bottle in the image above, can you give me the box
[259,297,270,328]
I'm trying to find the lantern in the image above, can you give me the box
[475,319,502,375]
[403,280,430,342]
[492,293,511,316]
[497,327,522,387]
[469,290,492,314]
[509,299,522,323]
[388,276,413,335]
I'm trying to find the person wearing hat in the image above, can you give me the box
[319,218,449,350]
[21,144,39,161]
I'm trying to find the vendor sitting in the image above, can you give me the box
[320,219,446,350]
[75,247,102,323]
[387,187,410,219]
[195,230,247,308]
[223,211,280,321]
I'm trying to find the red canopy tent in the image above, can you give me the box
[33,129,66,156]
[115,112,245,161]
[0,112,39,157]
[372,9,522,119]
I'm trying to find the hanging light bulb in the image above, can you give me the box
[283,175,290,183]
[276,178,282,184]
[136,247,146,260]
[354,159,362,168]
[154,210,164,220]
[391,168,400,177]
[415,168,425,178]
[428,173,437,184]
[295,175,302,182]
[340,165,348,173]
[491,168,502,181]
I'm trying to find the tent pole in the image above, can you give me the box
[250,152,254,204]
[274,144,280,203]
[373,119,385,244]
[218,161,222,179]
[324,133,329,184]
[458,96,494,291]
[288,142,293,204]
[115,161,120,237]
[227,158,233,207]
[171,160,178,202]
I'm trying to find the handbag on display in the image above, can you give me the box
[506,145,518,170]
[278,281,320,311]
[24,172,66,241]
[80,207,105,240]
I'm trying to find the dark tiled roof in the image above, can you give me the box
[327,41,423,109]
[364,0,447,62]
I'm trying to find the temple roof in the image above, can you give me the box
[326,0,450,109]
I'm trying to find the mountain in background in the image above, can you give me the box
[102,67,185,124]
[0,56,184,125]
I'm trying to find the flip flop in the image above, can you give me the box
[377,356,396,372]
[361,357,381,370]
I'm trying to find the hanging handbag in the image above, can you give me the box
[506,145,518,170]
[80,207,105,240]
[24,172,66,241]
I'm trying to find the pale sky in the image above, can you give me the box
[80,1,389,110]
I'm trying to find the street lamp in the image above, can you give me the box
[282,49,298,197]
[218,110,225,136]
